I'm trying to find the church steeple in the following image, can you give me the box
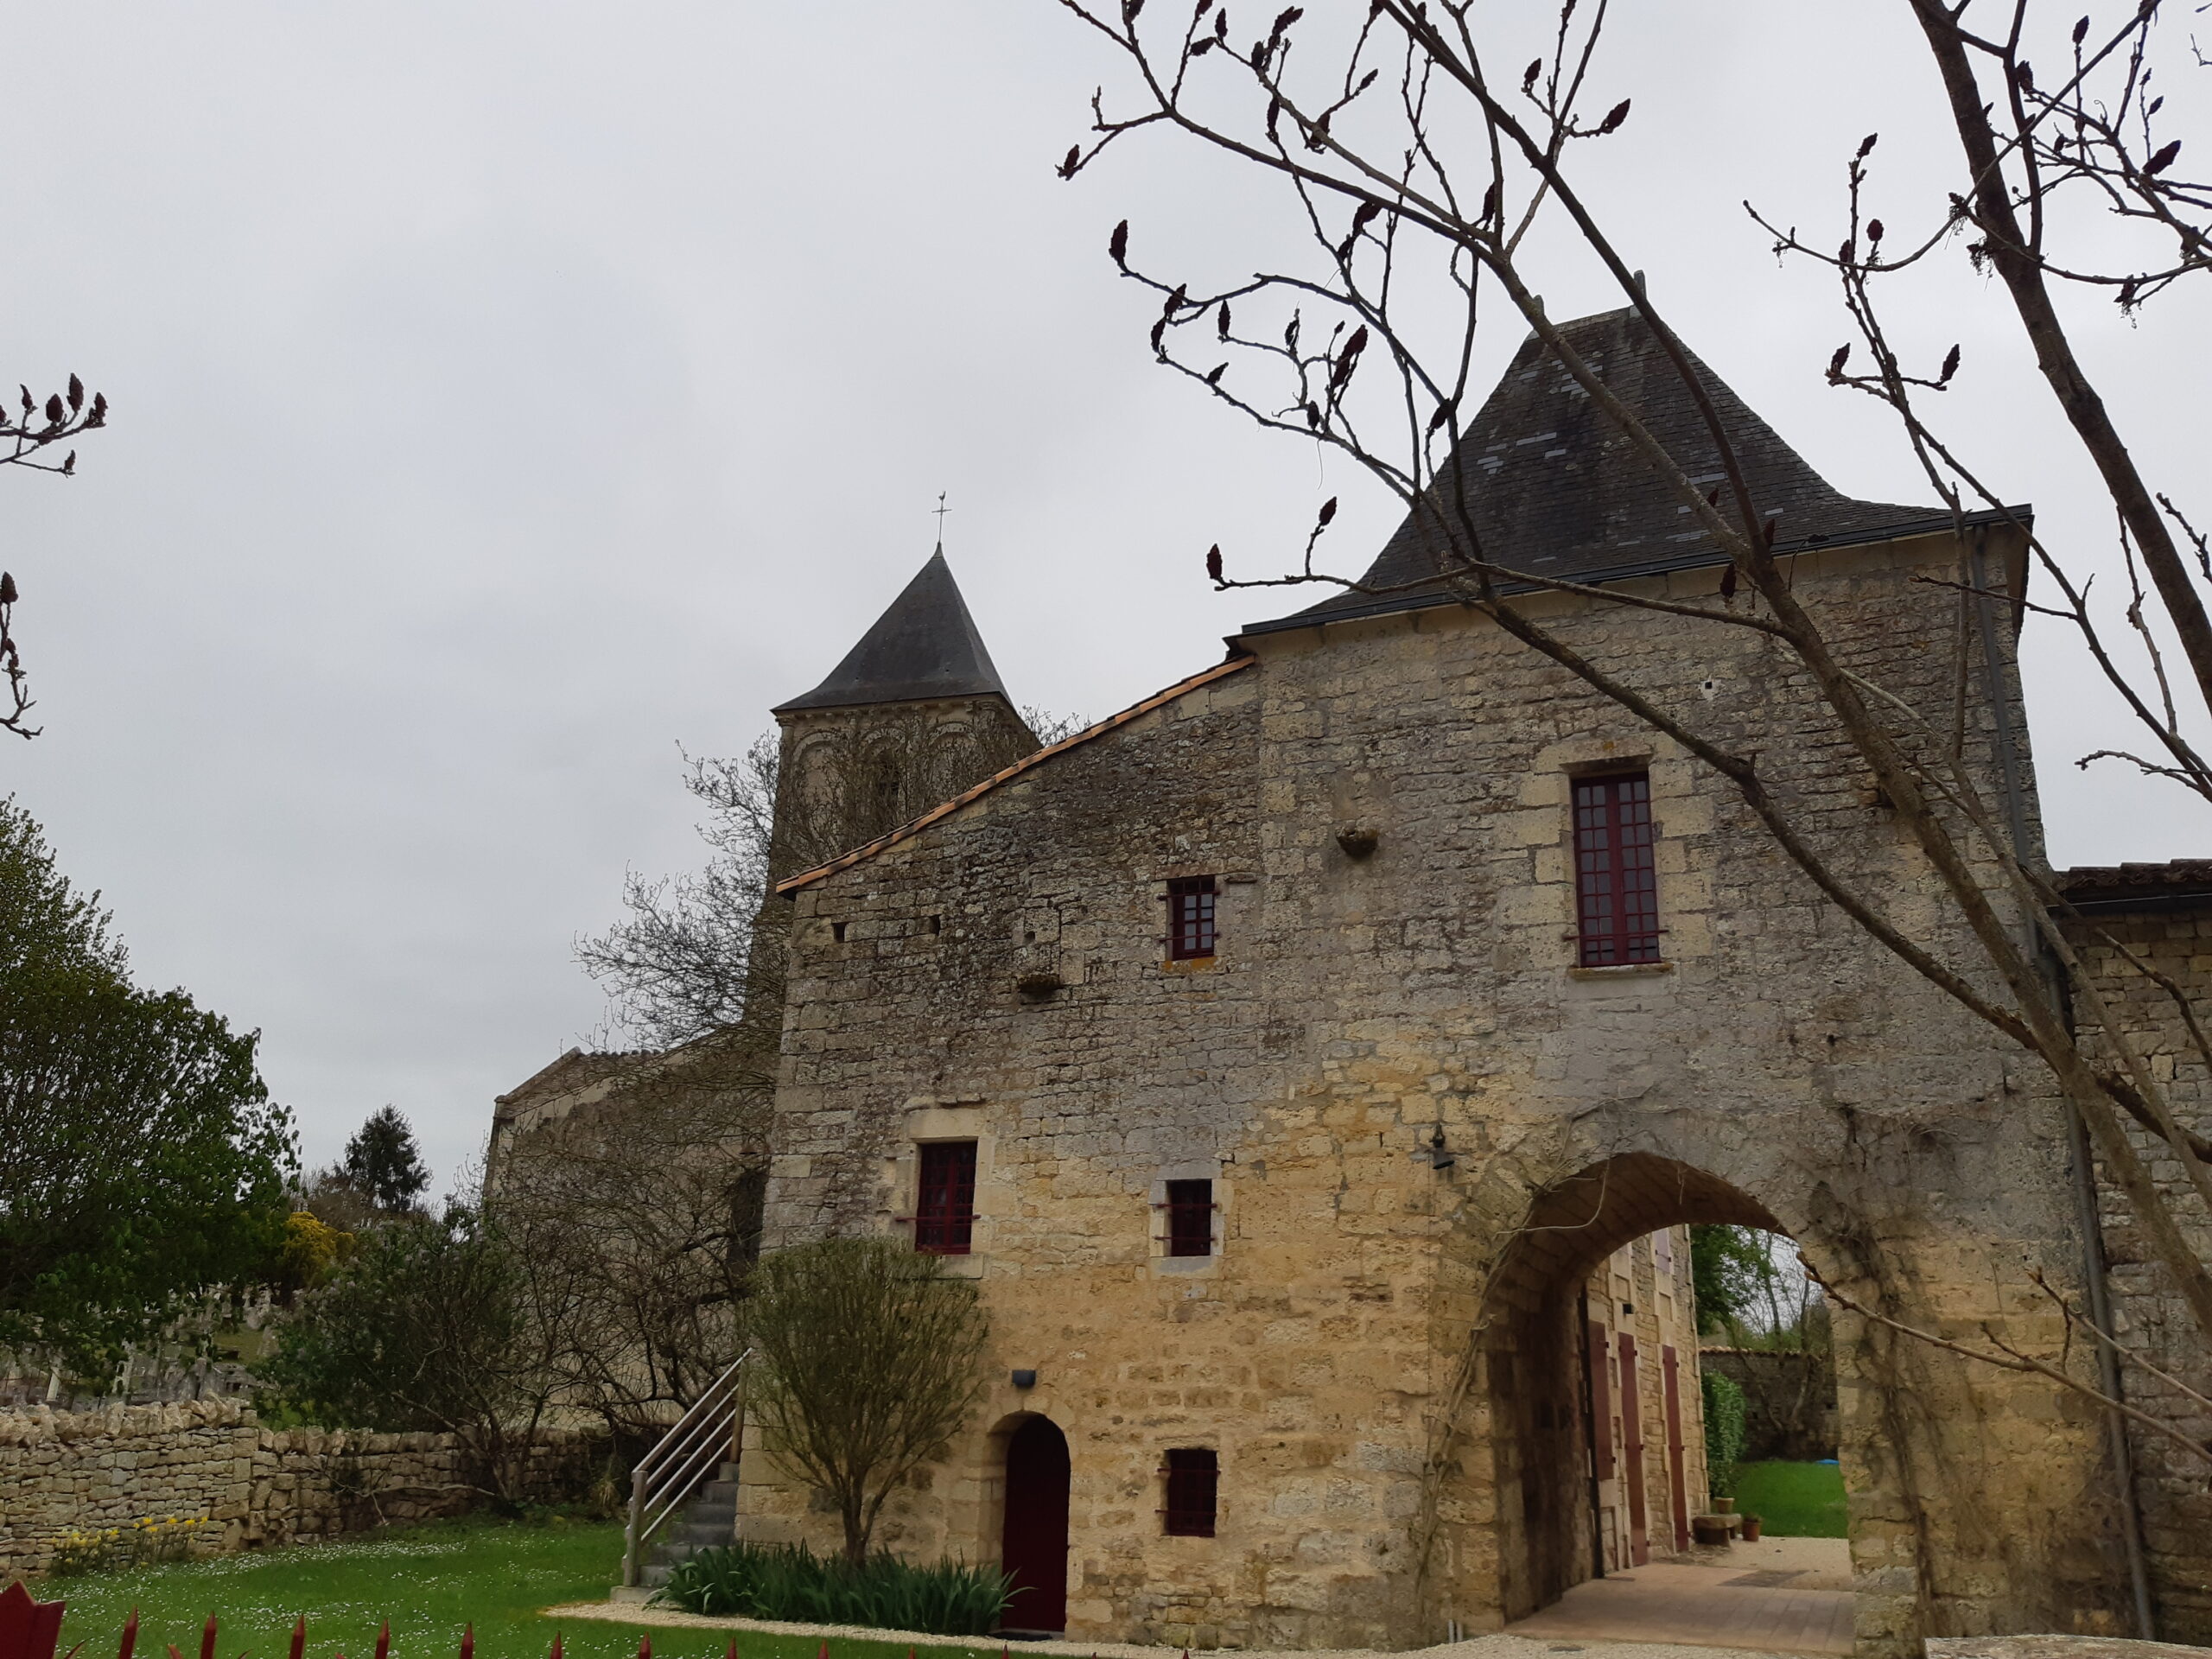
[774,550,1012,714]
[766,546,1035,879]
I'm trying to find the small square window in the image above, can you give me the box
[1162,1448,1217,1536]
[1166,876,1217,961]
[914,1141,976,1255]
[1166,1179,1213,1257]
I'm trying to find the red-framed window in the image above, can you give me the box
[914,1141,977,1255]
[1166,876,1217,961]
[1166,1179,1213,1258]
[1162,1448,1217,1536]
[1573,772,1660,966]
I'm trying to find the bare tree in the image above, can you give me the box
[743,1236,991,1563]
[1043,0,2211,1465]
[580,708,1079,1050]
[535,709,1076,1452]
[492,1057,762,1454]
[0,373,110,739]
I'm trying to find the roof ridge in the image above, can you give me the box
[775,653,1256,894]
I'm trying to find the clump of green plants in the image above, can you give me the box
[658,1541,1015,1635]
[1702,1368,1747,1501]
[48,1514,213,1576]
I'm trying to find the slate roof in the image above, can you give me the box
[1250,307,1957,634]
[776,549,1014,713]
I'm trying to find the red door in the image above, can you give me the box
[1662,1345,1690,1554]
[1618,1333,1649,1565]
[1001,1416,1070,1632]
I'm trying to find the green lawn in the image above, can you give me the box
[1732,1460,1847,1538]
[39,1517,964,1659]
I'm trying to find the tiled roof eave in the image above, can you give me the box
[2056,859,2212,912]
[772,654,1258,895]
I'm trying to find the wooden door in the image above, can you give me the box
[1618,1332,1649,1566]
[1586,1320,1614,1481]
[1001,1416,1071,1632]
[1662,1344,1690,1553]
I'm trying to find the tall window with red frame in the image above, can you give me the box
[1165,876,1217,961]
[913,1141,977,1255]
[1165,1179,1213,1257]
[1162,1448,1218,1536]
[1573,772,1660,966]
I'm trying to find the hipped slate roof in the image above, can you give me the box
[776,549,1013,713]
[1252,307,1941,633]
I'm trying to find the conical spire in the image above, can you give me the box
[774,549,1014,713]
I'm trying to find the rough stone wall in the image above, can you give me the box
[2063,904,2212,1641]
[749,527,2132,1656]
[1700,1349,1840,1461]
[0,1401,604,1574]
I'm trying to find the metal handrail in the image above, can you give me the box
[622,1350,751,1589]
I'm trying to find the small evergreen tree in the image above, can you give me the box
[337,1105,431,1215]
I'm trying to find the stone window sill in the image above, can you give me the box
[1152,1254,1219,1276]
[1567,961,1675,980]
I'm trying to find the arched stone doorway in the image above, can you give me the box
[1001,1414,1071,1635]
[1459,1154,1818,1624]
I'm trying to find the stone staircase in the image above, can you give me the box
[638,1462,737,1589]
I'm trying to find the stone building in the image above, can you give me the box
[728,307,2212,1656]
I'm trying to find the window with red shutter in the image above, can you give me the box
[1166,1179,1213,1257]
[914,1141,977,1255]
[1573,773,1660,966]
[1162,1448,1217,1535]
[1165,876,1217,961]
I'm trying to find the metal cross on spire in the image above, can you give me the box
[931,492,950,552]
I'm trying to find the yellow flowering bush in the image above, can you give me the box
[48,1526,124,1576]
[48,1514,212,1576]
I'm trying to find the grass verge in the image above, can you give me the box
[39,1516,935,1659]
[1732,1459,1847,1538]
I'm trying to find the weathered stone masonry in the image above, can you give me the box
[2059,868,2212,1639]
[0,1402,602,1574]
[690,306,2209,1655]
[747,523,2132,1655]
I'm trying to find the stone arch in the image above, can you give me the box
[1447,1152,1844,1632]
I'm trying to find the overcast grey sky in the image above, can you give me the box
[3,3,2204,1192]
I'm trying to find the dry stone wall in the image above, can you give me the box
[0,1401,604,1574]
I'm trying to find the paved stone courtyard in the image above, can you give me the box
[1505,1539,1854,1657]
